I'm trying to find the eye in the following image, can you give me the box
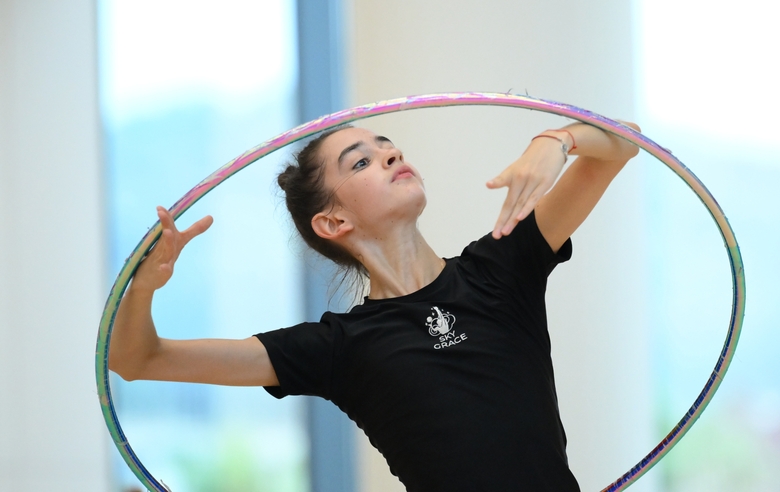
[352,158,369,170]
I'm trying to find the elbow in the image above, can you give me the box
[626,143,640,160]
[109,363,136,382]
[620,120,641,134]
[116,372,138,382]
[108,353,143,382]
[622,121,642,159]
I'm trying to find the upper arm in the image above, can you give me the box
[123,336,279,387]
[535,156,628,252]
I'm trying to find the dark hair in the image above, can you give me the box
[277,125,368,292]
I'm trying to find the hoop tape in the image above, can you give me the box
[96,92,745,491]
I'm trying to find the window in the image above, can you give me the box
[636,1,780,489]
[99,1,307,490]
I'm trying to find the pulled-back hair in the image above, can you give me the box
[277,125,368,292]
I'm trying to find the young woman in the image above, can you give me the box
[110,120,640,491]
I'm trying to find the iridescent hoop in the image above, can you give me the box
[96,92,745,491]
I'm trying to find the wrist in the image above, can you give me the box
[531,132,571,161]
[540,128,576,152]
[127,280,157,299]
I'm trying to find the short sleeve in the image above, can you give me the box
[254,320,339,400]
[461,211,572,293]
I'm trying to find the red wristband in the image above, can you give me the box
[543,129,576,150]
[560,129,577,150]
[532,134,569,159]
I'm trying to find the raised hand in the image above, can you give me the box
[131,206,214,292]
[487,133,569,239]
[111,208,277,386]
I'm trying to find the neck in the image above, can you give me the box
[349,224,444,300]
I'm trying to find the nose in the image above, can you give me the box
[383,148,402,168]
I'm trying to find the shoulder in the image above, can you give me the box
[456,212,572,290]
[255,317,343,361]
[254,316,346,399]
[464,211,570,261]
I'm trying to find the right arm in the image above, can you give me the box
[108,207,279,387]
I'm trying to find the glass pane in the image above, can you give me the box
[636,1,780,489]
[98,1,308,490]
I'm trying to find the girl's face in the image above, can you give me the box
[318,127,426,230]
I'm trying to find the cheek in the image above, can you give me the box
[339,177,380,207]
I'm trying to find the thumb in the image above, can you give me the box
[181,215,214,246]
[486,171,508,189]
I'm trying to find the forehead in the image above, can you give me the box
[319,127,383,162]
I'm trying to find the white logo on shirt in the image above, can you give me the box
[426,306,467,349]
[426,306,455,336]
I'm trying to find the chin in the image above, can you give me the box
[384,193,427,225]
[408,188,427,216]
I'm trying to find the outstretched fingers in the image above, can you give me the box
[515,189,543,222]
[156,228,175,276]
[155,206,213,247]
[489,165,548,237]
[144,207,214,286]
[155,207,181,262]
[492,180,527,238]
[500,177,546,237]
[156,206,181,237]
[181,215,214,246]
[490,165,561,239]
[488,171,509,237]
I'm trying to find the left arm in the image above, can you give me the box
[488,122,640,251]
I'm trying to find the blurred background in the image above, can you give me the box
[1,0,778,491]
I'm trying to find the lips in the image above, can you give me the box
[392,165,415,182]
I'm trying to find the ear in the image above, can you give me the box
[311,209,354,241]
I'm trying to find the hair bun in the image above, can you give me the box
[277,164,298,192]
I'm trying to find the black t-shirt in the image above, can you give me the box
[255,212,579,491]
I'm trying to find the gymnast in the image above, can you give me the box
[109,120,640,491]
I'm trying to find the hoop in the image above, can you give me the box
[96,92,745,491]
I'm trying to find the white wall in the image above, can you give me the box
[0,1,110,490]
[345,1,657,490]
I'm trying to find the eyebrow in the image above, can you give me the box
[337,136,394,168]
